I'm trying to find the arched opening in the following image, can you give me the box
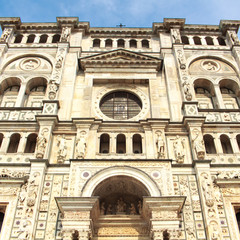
[117,39,125,48]
[39,34,48,43]
[7,133,20,153]
[52,34,60,43]
[142,39,149,48]
[218,37,226,46]
[132,134,142,154]
[130,39,137,48]
[93,39,100,47]
[204,134,216,154]
[105,39,112,47]
[93,175,149,215]
[0,133,3,149]
[236,211,240,231]
[0,211,4,232]
[14,34,23,43]
[27,34,35,43]
[25,77,47,107]
[193,36,201,45]
[99,134,110,154]
[181,36,189,44]
[116,134,126,154]
[237,135,240,151]
[220,135,233,154]
[205,37,214,45]
[24,133,37,153]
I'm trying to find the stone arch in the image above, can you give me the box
[81,166,161,197]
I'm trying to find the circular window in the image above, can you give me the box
[100,91,142,120]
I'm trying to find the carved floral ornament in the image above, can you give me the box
[94,85,149,121]
[20,58,40,71]
[201,60,220,72]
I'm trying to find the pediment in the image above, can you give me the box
[79,49,162,71]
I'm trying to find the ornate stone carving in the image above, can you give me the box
[20,58,40,71]
[16,219,31,240]
[64,211,90,220]
[156,130,165,159]
[192,128,205,160]
[201,60,219,72]
[182,80,192,101]
[57,134,67,163]
[129,203,137,215]
[201,172,214,207]
[216,170,240,179]
[0,28,12,43]
[152,210,178,220]
[61,27,71,42]
[177,49,186,69]
[75,131,87,159]
[48,81,59,100]
[19,183,28,205]
[0,169,28,178]
[36,128,48,158]
[27,172,40,207]
[172,29,181,43]
[186,225,196,240]
[230,31,240,45]
[173,135,185,163]
[209,220,220,240]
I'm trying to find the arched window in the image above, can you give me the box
[132,134,142,154]
[14,34,23,43]
[205,37,214,45]
[204,135,216,154]
[100,134,110,153]
[24,133,37,153]
[27,34,35,43]
[52,34,61,43]
[217,37,226,46]
[220,86,239,109]
[142,39,149,48]
[116,134,126,154]
[93,39,100,47]
[193,36,201,45]
[130,39,137,48]
[7,133,20,153]
[0,81,20,107]
[181,36,189,44]
[39,34,48,43]
[220,135,233,154]
[105,39,112,47]
[117,39,125,48]
[195,87,214,109]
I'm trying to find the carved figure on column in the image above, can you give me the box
[130,203,137,215]
[182,81,192,101]
[156,131,165,159]
[19,183,28,204]
[75,131,87,159]
[192,129,205,160]
[209,221,220,240]
[36,129,48,158]
[177,50,186,69]
[57,134,67,163]
[230,32,240,45]
[173,135,185,163]
[61,27,70,42]
[27,172,40,207]
[48,80,59,100]
[201,173,214,207]
[16,219,30,240]
[0,28,11,43]
[172,29,181,43]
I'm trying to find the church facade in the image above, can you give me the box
[0,17,240,240]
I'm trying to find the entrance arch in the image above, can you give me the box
[81,166,161,197]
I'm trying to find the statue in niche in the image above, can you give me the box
[192,129,205,160]
[106,204,113,215]
[156,131,165,159]
[0,28,11,42]
[130,203,137,215]
[61,27,70,42]
[116,198,126,213]
[230,32,240,45]
[57,134,67,163]
[100,202,105,215]
[182,81,192,101]
[173,135,185,163]
[75,131,87,159]
[172,29,181,43]
[201,173,214,207]
[36,129,48,158]
[137,201,142,214]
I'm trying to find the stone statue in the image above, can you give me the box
[36,130,47,158]
[100,202,105,215]
[172,29,181,43]
[182,81,192,101]
[129,203,137,215]
[57,134,67,163]
[116,198,126,213]
[173,135,185,163]
[137,201,142,214]
[192,129,205,160]
[19,183,28,204]
[61,27,70,42]
[48,81,59,100]
[230,32,240,45]
[75,131,87,159]
[106,204,113,215]
[156,131,165,158]
[0,28,11,43]
[201,173,214,207]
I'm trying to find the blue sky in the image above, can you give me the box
[0,0,240,28]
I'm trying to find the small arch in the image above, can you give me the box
[52,34,60,43]
[203,134,216,154]
[193,36,201,45]
[39,34,48,43]
[0,133,3,149]
[132,134,142,154]
[105,39,112,47]
[7,133,21,153]
[14,34,23,43]
[220,134,233,154]
[24,133,37,153]
[142,39,149,48]
[99,134,110,154]
[93,39,100,47]
[205,37,214,45]
[130,39,137,48]
[27,34,35,43]
[217,37,226,46]
[116,134,126,154]
[117,39,125,48]
[181,36,189,44]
